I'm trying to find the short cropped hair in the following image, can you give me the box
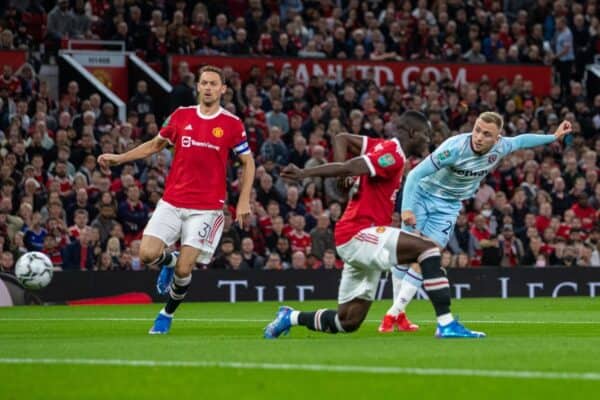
[198,65,225,84]
[478,111,504,131]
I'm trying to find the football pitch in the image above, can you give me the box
[1,298,599,399]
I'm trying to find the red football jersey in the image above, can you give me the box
[158,106,251,209]
[287,229,312,254]
[334,137,406,246]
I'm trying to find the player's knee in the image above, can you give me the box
[140,247,161,265]
[341,319,361,332]
[339,314,363,332]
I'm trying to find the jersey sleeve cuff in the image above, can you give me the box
[362,155,376,177]
[157,133,174,145]
[360,136,368,155]
[429,154,441,170]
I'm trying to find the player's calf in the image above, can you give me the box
[292,309,346,333]
[164,273,192,314]
[418,248,451,318]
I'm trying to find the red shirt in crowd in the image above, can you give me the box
[287,229,312,254]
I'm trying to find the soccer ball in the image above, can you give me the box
[15,251,54,290]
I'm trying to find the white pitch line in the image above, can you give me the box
[0,357,598,381]
[0,317,598,325]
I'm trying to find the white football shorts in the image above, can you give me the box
[335,226,400,304]
[143,199,224,264]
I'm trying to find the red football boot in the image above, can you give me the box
[396,312,419,331]
[378,314,396,333]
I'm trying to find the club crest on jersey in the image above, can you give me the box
[378,153,395,167]
[376,226,386,233]
[437,150,451,161]
[212,127,224,138]
[488,154,498,164]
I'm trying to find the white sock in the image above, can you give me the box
[437,313,454,326]
[391,265,408,299]
[386,270,422,317]
[167,252,178,268]
[392,274,403,300]
[290,310,300,326]
[160,308,173,318]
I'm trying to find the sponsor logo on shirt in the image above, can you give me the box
[377,153,396,167]
[212,127,224,138]
[450,167,488,177]
[181,136,220,150]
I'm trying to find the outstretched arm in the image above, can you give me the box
[281,156,370,181]
[507,120,572,151]
[97,135,169,168]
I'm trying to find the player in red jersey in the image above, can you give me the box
[264,111,484,338]
[98,66,255,334]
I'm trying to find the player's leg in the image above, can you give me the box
[149,245,200,334]
[265,234,383,339]
[264,265,377,338]
[395,231,485,338]
[149,209,224,335]
[141,200,181,294]
[289,264,377,334]
[382,191,429,331]
[381,261,420,332]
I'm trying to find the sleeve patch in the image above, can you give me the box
[377,153,396,168]
[437,150,451,162]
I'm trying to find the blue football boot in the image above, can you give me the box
[156,251,179,295]
[148,311,173,335]
[435,319,486,338]
[264,306,293,339]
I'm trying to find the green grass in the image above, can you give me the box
[1,298,599,399]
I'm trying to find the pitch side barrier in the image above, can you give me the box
[21,268,600,304]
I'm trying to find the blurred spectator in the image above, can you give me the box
[0,251,15,274]
[448,211,477,258]
[46,0,74,55]
[290,250,307,270]
[128,81,154,119]
[212,237,236,269]
[24,211,47,251]
[498,224,525,267]
[62,227,95,270]
[117,185,148,246]
[240,237,264,269]
[309,212,334,259]
[553,16,575,95]
[264,252,283,270]
[170,73,196,111]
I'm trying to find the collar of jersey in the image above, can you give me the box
[196,106,223,120]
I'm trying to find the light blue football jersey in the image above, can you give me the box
[407,132,556,204]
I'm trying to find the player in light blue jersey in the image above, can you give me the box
[378,111,572,334]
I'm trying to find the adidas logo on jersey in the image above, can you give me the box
[184,124,193,130]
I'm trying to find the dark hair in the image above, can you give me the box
[400,110,430,129]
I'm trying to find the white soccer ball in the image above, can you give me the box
[15,251,54,290]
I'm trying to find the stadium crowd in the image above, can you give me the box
[0,0,599,273]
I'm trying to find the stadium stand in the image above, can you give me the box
[0,0,599,273]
